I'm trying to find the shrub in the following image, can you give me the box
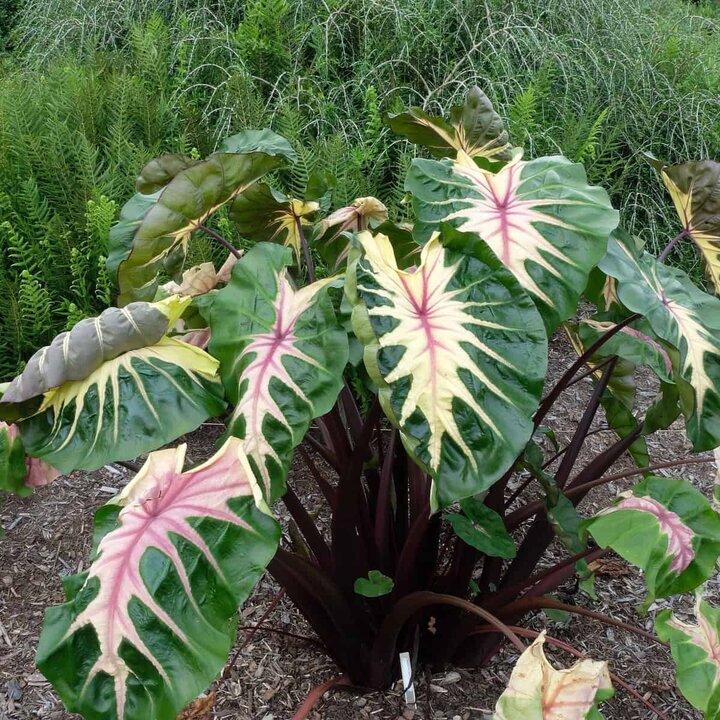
[2,87,720,719]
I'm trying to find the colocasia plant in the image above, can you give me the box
[2,87,720,719]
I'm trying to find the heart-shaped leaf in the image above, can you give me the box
[111,130,295,305]
[37,438,280,720]
[349,227,547,510]
[354,570,394,598]
[588,476,720,602]
[209,243,348,502]
[446,497,516,559]
[407,153,619,331]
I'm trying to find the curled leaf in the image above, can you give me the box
[493,633,613,719]
[0,297,226,473]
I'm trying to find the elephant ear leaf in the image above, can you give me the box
[135,154,202,195]
[599,234,720,450]
[209,242,348,502]
[112,130,295,305]
[230,182,319,262]
[649,156,720,293]
[37,438,280,720]
[656,596,720,719]
[0,296,226,473]
[348,227,547,510]
[387,86,513,162]
[588,477,720,603]
[493,633,613,719]
[408,152,619,331]
[0,421,61,495]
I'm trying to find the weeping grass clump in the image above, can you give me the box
[0,0,719,378]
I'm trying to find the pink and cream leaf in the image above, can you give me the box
[588,476,720,603]
[349,226,547,510]
[493,632,613,719]
[36,438,280,720]
[657,595,720,717]
[407,152,619,330]
[209,242,348,502]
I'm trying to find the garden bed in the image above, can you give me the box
[1,333,714,719]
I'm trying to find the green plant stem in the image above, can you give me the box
[658,228,689,263]
[196,223,242,259]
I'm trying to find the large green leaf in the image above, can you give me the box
[656,595,720,719]
[588,476,720,603]
[599,234,720,450]
[407,153,619,330]
[135,154,202,195]
[209,242,348,502]
[37,438,280,720]
[111,130,295,305]
[649,156,720,293]
[0,297,226,473]
[348,227,547,510]
[386,86,513,162]
[493,633,613,719]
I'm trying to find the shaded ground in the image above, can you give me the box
[1,334,717,719]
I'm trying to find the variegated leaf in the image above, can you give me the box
[230,182,319,262]
[162,254,239,298]
[37,438,280,720]
[407,152,619,330]
[387,86,513,162]
[0,421,62,495]
[348,227,547,509]
[599,234,720,450]
[493,632,613,719]
[315,196,389,269]
[209,242,348,501]
[111,130,296,305]
[656,595,720,719]
[588,477,720,603]
[0,297,226,473]
[650,156,720,293]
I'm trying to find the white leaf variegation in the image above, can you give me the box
[349,228,547,509]
[37,438,280,720]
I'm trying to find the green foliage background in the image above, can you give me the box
[0,0,719,379]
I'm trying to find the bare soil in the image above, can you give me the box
[1,333,717,719]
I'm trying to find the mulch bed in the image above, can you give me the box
[1,333,715,719]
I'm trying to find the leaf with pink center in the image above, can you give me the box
[493,632,614,719]
[406,152,619,331]
[588,476,720,603]
[209,242,348,502]
[0,421,61,495]
[36,437,280,720]
[657,595,720,719]
[599,233,720,451]
[348,225,547,509]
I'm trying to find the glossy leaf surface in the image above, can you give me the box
[37,438,280,720]
[209,242,348,501]
[349,228,547,509]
